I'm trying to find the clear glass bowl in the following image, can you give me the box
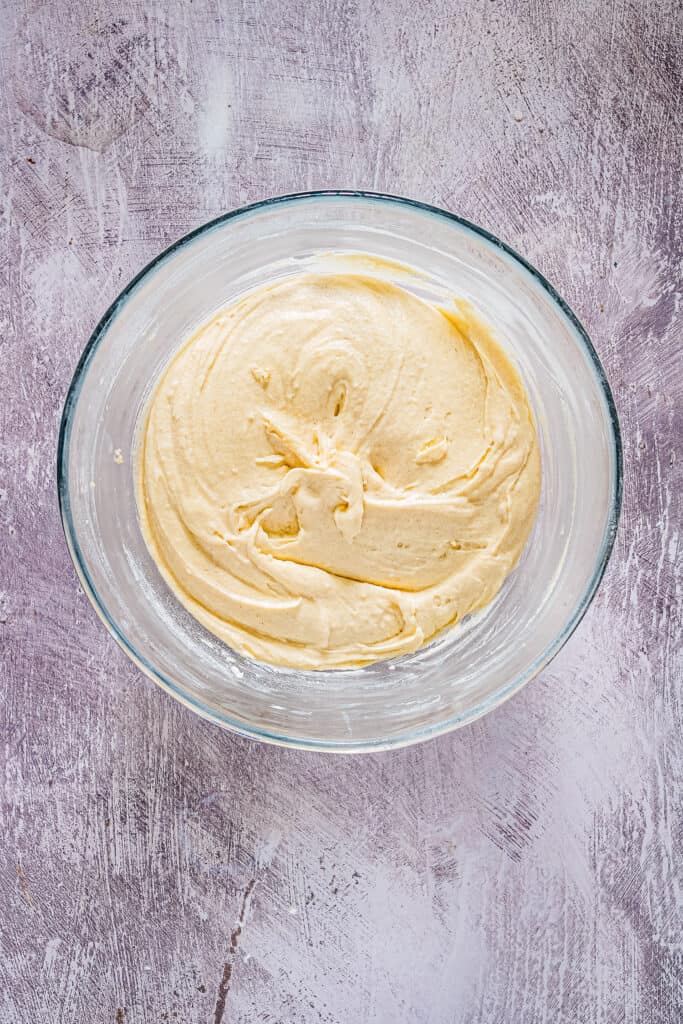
[57,192,622,752]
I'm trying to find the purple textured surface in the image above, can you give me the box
[1,1,681,1022]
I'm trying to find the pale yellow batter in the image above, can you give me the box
[138,273,541,669]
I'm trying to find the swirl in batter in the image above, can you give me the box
[138,273,541,669]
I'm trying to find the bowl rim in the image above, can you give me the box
[57,189,623,752]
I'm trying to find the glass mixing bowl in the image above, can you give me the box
[57,192,622,752]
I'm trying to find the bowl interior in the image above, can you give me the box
[59,194,620,750]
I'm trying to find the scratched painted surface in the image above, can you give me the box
[1,0,681,1021]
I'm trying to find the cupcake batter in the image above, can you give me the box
[138,273,541,669]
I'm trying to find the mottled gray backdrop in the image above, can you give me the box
[1,1,681,1022]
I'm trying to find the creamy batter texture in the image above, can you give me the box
[139,273,541,669]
